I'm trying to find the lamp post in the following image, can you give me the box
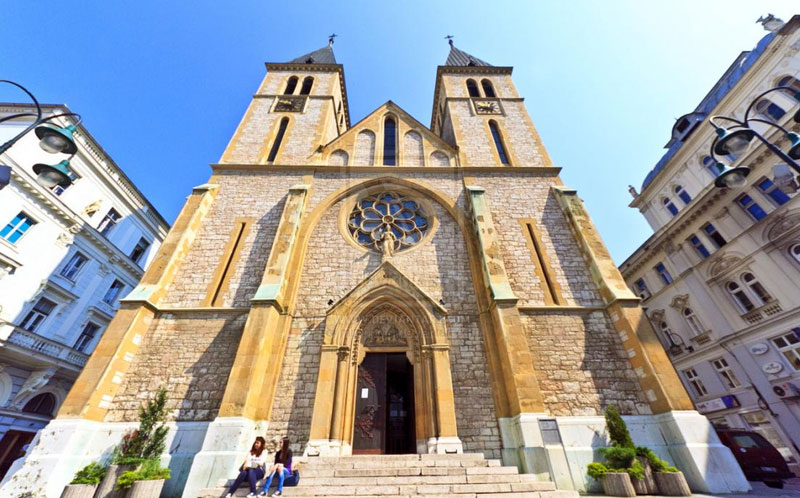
[709,85,800,190]
[0,80,81,190]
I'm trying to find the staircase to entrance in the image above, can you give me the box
[198,453,578,498]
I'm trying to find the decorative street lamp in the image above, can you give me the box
[0,80,82,190]
[709,85,800,190]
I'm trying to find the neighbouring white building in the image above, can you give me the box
[620,15,800,476]
[0,103,169,481]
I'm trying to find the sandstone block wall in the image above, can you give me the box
[105,312,246,422]
[522,310,651,416]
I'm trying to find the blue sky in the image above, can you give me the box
[1,1,797,263]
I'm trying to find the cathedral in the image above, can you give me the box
[2,41,748,497]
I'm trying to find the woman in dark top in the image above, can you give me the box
[260,437,293,496]
[225,436,267,498]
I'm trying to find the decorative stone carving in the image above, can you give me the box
[649,309,665,322]
[55,232,74,248]
[765,210,800,241]
[708,253,743,278]
[82,200,102,217]
[379,230,396,262]
[669,294,689,310]
[9,368,57,409]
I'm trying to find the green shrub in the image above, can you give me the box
[70,462,106,485]
[604,404,634,448]
[115,459,171,490]
[635,446,679,473]
[587,462,608,480]
[599,445,636,468]
[114,388,169,464]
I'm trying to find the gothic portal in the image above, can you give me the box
[2,41,747,498]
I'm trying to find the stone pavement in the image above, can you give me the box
[585,478,800,498]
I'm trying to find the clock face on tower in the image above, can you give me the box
[473,99,502,115]
[274,95,305,112]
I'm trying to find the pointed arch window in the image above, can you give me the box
[267,117,289,163]
[466,79,480,97]
[489,120,509,165]
[481,79,496,98]
[727,281,755,312]
[284,76,298,95]
[742,272,771,305]
[300,77,314,95]
[662,197,678,216]
[674,185,692,205]
[383,117,397,166]
[682,307,705,337]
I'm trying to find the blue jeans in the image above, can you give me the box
[229,467,265,494]
[262,468,290,493]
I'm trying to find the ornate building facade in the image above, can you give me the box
[0,104,169,482]
[620,16,800,476]
[3,42,747,497]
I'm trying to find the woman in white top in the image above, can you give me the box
[225,436,267,497]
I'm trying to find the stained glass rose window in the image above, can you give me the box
[347,191,430,252]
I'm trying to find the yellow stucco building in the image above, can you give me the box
[2,42,749,498]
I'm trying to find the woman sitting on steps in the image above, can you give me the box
[260,437,293,496]
[225,436,267,498]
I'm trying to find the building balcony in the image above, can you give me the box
[2,327,88,369]
[742,300,783,325]
[690,331,712,346]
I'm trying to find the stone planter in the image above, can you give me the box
[635,456,658,495]
[654,471,691,496]
[602,472,636,497]
[94,463,136,498]
[128,479,165,498]
[60,484,97,498]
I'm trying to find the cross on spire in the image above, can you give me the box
[445,35,454,47]
[328,33,337,46]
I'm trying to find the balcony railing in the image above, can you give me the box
[5,328,88,367]
[742,300,783,325]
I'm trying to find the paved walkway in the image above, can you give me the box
[584,478,800,498]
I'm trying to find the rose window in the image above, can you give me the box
[347,192,430,252]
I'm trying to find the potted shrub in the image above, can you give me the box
[96,388,170,498]
[60,462,106,498]
[604,405,657,495]
[115,458,171,498]
[587,461,637,497]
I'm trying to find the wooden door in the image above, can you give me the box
[353,354,387,454]
[0,430,35,480]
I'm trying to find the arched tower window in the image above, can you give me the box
[489,120,509,165]
[466,79,480,97]
[300,77,314,95]
[481,79,496,98]
[267,118,289,163]
[383,117,397,166]
[742,273,771,305]
[22,392,56,416]
[284,76,298,95]
[682,308,705,337]
[674,185,691,205]
[727,281,755,313]
[662,197,678,216]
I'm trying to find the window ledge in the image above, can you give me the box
[742,300,783,325]
[690,331,713,345]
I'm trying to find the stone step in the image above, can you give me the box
[297,473,544,486]
[200,490,575,498]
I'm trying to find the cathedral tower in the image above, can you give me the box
[1,42,748,498]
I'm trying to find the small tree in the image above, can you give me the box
[605,404,634,448]
[115,388,169,463]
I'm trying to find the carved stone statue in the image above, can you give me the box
[82,200,102,217]
[379,230,397,261]
[9,368,56,410]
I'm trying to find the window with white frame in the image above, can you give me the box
[757,177,791,206]
[0,212,36,244]
[634,278,651,300]
[73,322,100,353]
[727,281,755,313]
[129,237,150,265]
[684,368,708,397]
[755,99,786,121]
[703,223,727,248]
[659,320,676,348]
[771,329,800,371]
[702,155,719,178]
[778,75,800,95]
[102,280,125,305]
[683,307,705,337]
[688,234,710,259]
[742,273,772,306]
[655,262,673,285]
[663,197,679,216]
[711,357,742,389]
[20,297,57,332]
[60,252,88,281]
[97,208,121,236]
[737,193,768,221]
[674,185,692,205]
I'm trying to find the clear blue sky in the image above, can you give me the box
[1,1,797,263]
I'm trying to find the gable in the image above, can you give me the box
[322,101,458,167]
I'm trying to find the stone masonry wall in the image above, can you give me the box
[105,311,246,422]
[522,310,651,416]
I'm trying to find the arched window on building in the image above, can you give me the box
[791,243,800,265]
[383,117,397,166]
[674,185,692,205]
[466,79,480,97]
[777,75,800,96]
[300,77,314,95]
[702,155,719,179]
[742,273,772,306]
[727,281,755,313]
[284,76,298,95]
[755,99,786,121]
[659,321,676,348]
[481,79,496,98]
[488,120,509,165]
[662,197,679,216]
[266,117,289,163]
[22,392,56,416]
[682,307,705,337]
